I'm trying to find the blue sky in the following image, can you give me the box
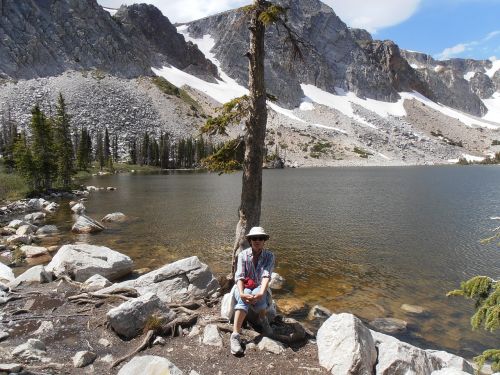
[98,0,500,61]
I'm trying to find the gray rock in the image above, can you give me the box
[36,225,59,236]
[44,202,59,212]
[370,317,407,333]
[469,72,495,99]
[117,355,183,375]
[257,337,286,354]
[73,351,97,368]
[431,370,472,375]
[24,212,46,223]
[82,274,112,292]
[102,212,127,223]
[317,313,376,375]
[98,256,219,303]
[20,245,49,258]
[33,321,54,336]
[45,243,133,282]
[153,336,166,346]
[202,324,222,347]
[12,338,47,361]
[107,292,176,339]
[8,265,52,288]
[71,203,86,214]
[6,234,32,246]
[98,338,111,347]
[7,219,26,229]
[269,272,285,290]
[16,224,38,236]
[372,330,437,375]
[427,350,474,373]
[0,364,23,373]
[0,262,15,283]
[71,214,105,234]
[401,304,426,315]
[307,305,332,320]
[0,331,9,341]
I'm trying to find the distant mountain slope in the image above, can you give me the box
[0,0,217,80]
[186,0,497,117]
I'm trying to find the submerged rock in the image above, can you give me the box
[45,243,133,281]
[36,225,59,236]
[370,317,407,334]
[71,215,105,234]
[102,212,127,222]
[71,203,86,214]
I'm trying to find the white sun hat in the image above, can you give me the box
[245,226,270,240]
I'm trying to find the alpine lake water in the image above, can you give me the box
[38,165,499,359]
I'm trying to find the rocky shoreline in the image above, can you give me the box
[0,190,495,374]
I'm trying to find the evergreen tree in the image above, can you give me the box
[77,128,92,171]
[112,134,119,162]
[0,107,18,172]
[53,93,74,189]
[141,132,150,165]
[13,131,37,190]
[95,132,104,170]
[31,105,56,190]
[128,138,137,165]
[104,127,111,166]
[160,133,170,169]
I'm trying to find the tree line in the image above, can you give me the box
[0,93,231,193]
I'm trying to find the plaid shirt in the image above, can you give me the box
[235,248,274,286]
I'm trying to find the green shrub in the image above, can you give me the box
[353,147,373,158]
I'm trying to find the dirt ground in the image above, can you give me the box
[0,281,329,375]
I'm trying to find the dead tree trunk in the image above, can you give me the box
[231,0,268,277]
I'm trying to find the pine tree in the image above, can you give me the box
[448,224,500,372]
[104,127,111,166]
[77,128,92,171]
[129,138,137,165]
[53,93,74,189]
[160,133,170,169]
[31,105,56,190]
[141,132,150,165]
[1,107,18,172]
[112,134,119,162]
[13,131,37,190]
[95,132,104,170]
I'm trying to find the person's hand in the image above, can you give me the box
[240,293,254,304]
[252,292,265,302]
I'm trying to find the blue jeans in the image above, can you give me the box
[234,286,268,313]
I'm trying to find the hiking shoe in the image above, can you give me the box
[230,332,243,355]
[260,317,273,337]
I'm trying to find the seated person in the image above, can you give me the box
[230,226,275,355]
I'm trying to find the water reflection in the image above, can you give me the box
[37,166,500,357]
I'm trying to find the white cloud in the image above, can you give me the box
[323,0,421,33]
[436,30,500,60]
[98,0,421,31]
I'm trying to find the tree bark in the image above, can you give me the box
[231,0,268,277]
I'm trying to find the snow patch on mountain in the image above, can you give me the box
[485,59,500,78]
[482,92,500,123]
[463,71,475,81]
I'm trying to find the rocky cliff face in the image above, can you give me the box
[186,0,495,116]
[187,0,400,108]
[0,0,217,80]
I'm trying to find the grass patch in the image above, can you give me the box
[353,147,373,158]
[0,170,29,202]
[152,76,203,113]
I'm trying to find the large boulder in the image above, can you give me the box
[8,265,52,288]
[317,313,377,375]
[0,262,15,283]
[98,256,219,303]
[7,219,27,229]
[24,212,46,223]
[107,293,176,339]
[20,245,49,258]
[71,215,105,234]
[6,234,32,246]
[15,224,38,236]
[45,244,133,281]
[117,355,183,375]
[427,350,474,373]
[372,330,437,374]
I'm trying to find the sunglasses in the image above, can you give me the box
[250,236,267,241]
